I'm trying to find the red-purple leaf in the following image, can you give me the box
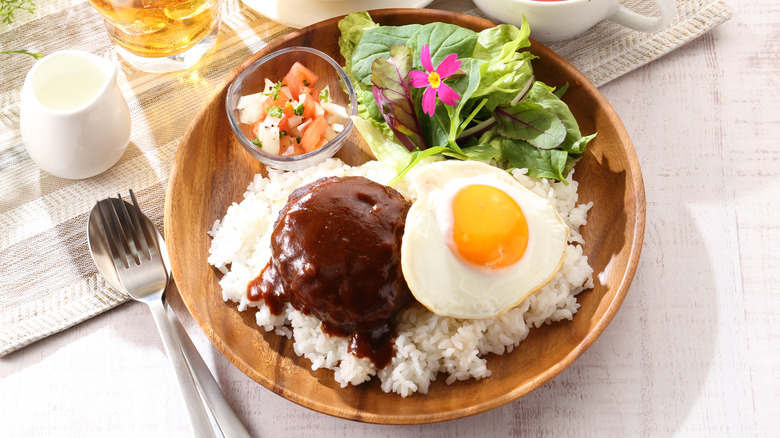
[370,45,428,151]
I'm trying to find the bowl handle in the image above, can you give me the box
[608,0,676,33]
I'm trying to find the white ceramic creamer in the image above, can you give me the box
[473,0,676,42]
[20,50,131,179]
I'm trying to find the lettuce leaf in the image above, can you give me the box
[406,22,478,69]
[473,22,531,61]
[350,116,410,173]
[351,24,422,86]
[472,20,535,112]
[338,12,378,86]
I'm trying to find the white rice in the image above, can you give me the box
[208,158,594,397]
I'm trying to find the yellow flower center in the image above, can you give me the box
[427,72,441,89]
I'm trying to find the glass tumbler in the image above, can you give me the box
[89,0,221,73]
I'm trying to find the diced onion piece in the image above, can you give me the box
[261,116,281,129]
[239,97,266,124]
[315,102,325,118]
[262,78,276,94]
[324,127,337,141]
[320,101,349,119]
[260,126,280,155]
[325,113,340,125]
[331,123,344,133]
[287,115,303,129]
[297,118,313,134]
[236,92,264,110]
[254,116,280,137]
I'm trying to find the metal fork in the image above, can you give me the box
[97,191,216,438]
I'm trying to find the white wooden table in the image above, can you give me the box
[1,1,777,436]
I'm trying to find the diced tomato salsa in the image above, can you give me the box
[236,62,349,157]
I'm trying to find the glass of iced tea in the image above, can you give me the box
[89,0,221,73]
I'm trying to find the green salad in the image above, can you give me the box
[338,12,596,184]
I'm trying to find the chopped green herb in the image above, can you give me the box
[319,88,329,102]
[251,138,262,147]
[303,79,311,87]
[264,81,283,99]
[279,130,287,138]
[294,103,304,116]
[266,106,284,118]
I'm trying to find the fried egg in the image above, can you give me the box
[401,161,570,319]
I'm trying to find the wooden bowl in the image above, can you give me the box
[164,9,645,424]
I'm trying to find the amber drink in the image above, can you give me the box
[89,0,221,72]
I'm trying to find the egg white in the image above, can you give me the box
[401,161,570,319]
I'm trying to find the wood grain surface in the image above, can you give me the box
[164,9,644,424]
[2,1,778,436]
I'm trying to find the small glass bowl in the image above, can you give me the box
[226,46,358,171]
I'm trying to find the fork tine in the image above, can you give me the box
[106,196,137,266]
[97,199,129,270]
[129,189,159,260]
[117,192,147,261]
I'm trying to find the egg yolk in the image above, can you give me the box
[449,184,529,269]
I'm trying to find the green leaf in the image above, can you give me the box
[338,12,378,83]
[418,102,452,148]
[407,22,478,69]
[351,116,411,173]
[553,82,569,99]
[351,24,422,86]
[473,22,531,61]
[494,102,567,149]
[453,142,503,162]
[502,138,569,183]
[524,81,595,154]
[390,146,450,185]
[569,132,597,155]
[470,20,535,111]
[445,57,487,143]
[472,51,535,112]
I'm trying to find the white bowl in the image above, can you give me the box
[473,0,675,42]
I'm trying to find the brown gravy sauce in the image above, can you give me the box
[247,176,412,369]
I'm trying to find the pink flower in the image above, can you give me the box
[409,45,462,116]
